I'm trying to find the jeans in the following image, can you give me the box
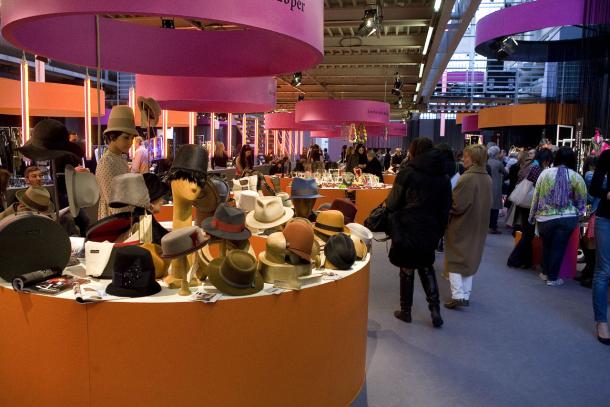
[538,217,578,281]
[449,273,473,300]
[490,209,500,230]
[593,216,610,322]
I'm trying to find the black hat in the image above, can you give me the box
[169,144,208,182]
[106,245,161,297]
[18,119,84,161]
[202,203,251,241]
[324,232,357,270]
[143,173,170,203]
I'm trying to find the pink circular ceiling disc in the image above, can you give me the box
[1,0,323,77]
[295,100,391,126]
[264,112,336,131]
[136,75,277,113]
[368,122,407,137]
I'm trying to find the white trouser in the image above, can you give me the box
[449,273,473,300]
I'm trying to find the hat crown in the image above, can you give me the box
[105,105,137,136]
[316,210,345,229]
[25,186,51,206]
[171,144,209,176]
[220,250,258,286]
[32,119,69,144]
[290,177,320,198]
[283,221,313,258]
[330,198,357,221]
[237,190,258,212]
[112,246,155,289]
[110,173,150,208]
[324,233,357,270]
[266,232,287,264]
[68,166,100,209]
[161,226,206,258]
[215,204,245,225]
[254,196,285,223]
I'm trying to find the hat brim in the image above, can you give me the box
[18,141,83,162]
[245,207,294,230]
[202,217,252,241]
[287,247,312,262]
[207,258,264,296]
[313,224,350,237]
[15,189,55,214]
[289,193,324,199]
[259,251,287,267]
[106,281,162,298]
[161,238,209,259]
[103,127,139,137]
[346,223,374,242]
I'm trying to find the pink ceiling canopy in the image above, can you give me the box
[264,112,336,131]
[367,122,407,137]
[295,100,391,126]
[1,0,324,77]
[136,75,277,113]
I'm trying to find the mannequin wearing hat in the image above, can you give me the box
[96,106,139,219]
[290,178,324,222]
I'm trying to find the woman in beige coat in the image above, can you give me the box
[444,144,492,309]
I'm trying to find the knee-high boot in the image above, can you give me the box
[418,267,444,328]
[394,268,414,323]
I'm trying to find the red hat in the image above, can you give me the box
[330,198,358,224]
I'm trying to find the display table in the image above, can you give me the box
[0,256,370,407]
[384,173,397,185]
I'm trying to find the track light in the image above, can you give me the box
[161,18,175,29]
[357,5,382,37]
[298,94,305,101]
[291,72,302,87]
[396,96,404,109]
[495,36,518,60]
[391,72,403,96]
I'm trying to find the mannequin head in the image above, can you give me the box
[171,178,202,203]
[293,198,315,218]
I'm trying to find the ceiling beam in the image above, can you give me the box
[324,6,434,23]
[324,34,426,49]
[325,19,429,28]
[304,66,419,77]
[321,54,422,65]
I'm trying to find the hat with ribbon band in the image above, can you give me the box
[314,210,350,237]
[202,203,251,241]
[207,250,264,296]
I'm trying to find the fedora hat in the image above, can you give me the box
[105,245,161,298]
[18,119,84,161]
[109,173,150,209]
[282,219,314,262]
[324,233,357,270]
[208,250,264,296]
[140,242,170,279]
[330,198,358,224]
[143,173,169,203]
[169,144,209,182]
[65,165,100,217]
[314,210,350,237]
[161,226,208,258]
[290,177,323,199]
[277,192,293,208]
[203,203,251,241]
[259,232,288,266]
[137,96,162,128]
[236,190,258,212]
[104,105,138,136]
[346,223,373,250]
[194,177,229,213]
[15,186,54,213]
[351,235,368,260]
[246,196,294,230]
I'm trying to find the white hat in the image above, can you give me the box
[246,196,294,230]
[66,165,100,217]
[346,223,373,249]
[236,190,259,213]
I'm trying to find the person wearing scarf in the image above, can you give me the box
[529,148,587,286]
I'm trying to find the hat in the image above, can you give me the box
[259,232,288,266]
[105,245,161,297]
[351,235,368,260]
[15,186,54,213]
[65,165,100,217]
[277,192,293,208]
[194,177,229,213]
[86,212,138,243]
[208,250,264,296]
[330,198,357,224]
[202,203,251,241]
[324,233,357,270]
[346,223,373,247]
[140,243,170,279]
[109,173,150,209]
[137,96,162,128]
[169,144,209,182]
[282,219,314,261]
[236,190,258,212]
[314,210,350,237]
[246,196,294,230]
[104,105,139,136]
[18,119,84,161]
[290,178,323,199]
[161,226,208,258]
[143,173,169,203]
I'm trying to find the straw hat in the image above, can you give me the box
[314,210,350,237]
[104,105,138,136]
[109,173,150,209]
[65,165,100,217]
[161,226,208,258]
[207,250,264,296]
[245,196,294,230]
[15,186,54,213]
[277,192,293,208]
[259,232,288,266]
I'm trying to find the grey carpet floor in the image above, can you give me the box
[351,229,610,407]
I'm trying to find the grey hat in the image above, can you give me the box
[109,173,150,209]
[161,226,208,258]
[66,165,100,217]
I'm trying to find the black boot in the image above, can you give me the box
[394,268,414,323]
[580,249,595,288]
[418,267,444,328]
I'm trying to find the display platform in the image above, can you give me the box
[0,256,370,407]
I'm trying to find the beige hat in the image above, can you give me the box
[314,210,350,237]
[137,96,162,128]
[258,231,312,283]
[236,190,259,212]
[276,192,293,208]
[15,186,54,213]
[351,235,368,260]
[259,232,288,266]
[109,173,150,209]
[246,196,294,230]
[104,105,138,136]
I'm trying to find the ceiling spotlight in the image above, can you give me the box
[298,94,305,101]
[396,96,404,109]
[495,36,518,60]
[357,5,382,37]
[391,72,403,96]
[291,72,302,87]
[161,18,175,29]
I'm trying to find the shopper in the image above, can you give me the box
[487,146,507,234]
[340,145,347,163]
[345,145,358,173]
[529,147,587,286]
[386,138,451,328]
[391,147,405,167]
[96,105,138,219]
[590,149,610,344]
[383,148,392,171]
[130,136,150,174]
[235,144,254,177]
[212,141,229,169]
[0,168,10,211]
[364,150,384,182]
[444,144,492,309]
[24,165,43,187]
[354,143,368,171]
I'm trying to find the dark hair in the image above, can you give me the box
[355,143,366,155]
[534,148,554,167]
[0,168,10,195]
[104,131,124,145]
[238,144,254,170]
[165,170,206,188]
[408,137,433,158]
[24,166,41,178]
[553,147,577,171]
[583,155,598,174]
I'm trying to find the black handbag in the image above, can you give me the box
[364,204,390,234]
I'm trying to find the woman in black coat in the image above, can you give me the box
[385,138,452,328]
[364,151,384,183]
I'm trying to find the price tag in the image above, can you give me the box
[191,291,222,303]
[322,272,343,281]
[264,287,286,295]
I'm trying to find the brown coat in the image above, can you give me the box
[444,165,492,277]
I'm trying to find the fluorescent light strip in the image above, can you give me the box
[413,94,418,102]
[242,114,247,146]
[210,113,216,156]
[128,87,136,158]
[83,76,92,160]
[416,82,421,92]
[19,57,30,144]
[227,113,233,157]
[419,63,424,78]
[254,118,259,157]
[188,112,196,144]
[434,0,442,12]
[423,26,434,55]
[162,110,168,159]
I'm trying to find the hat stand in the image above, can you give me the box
[50,160,61,222]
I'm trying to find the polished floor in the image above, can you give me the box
[352,229,610,407]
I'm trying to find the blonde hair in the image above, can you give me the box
[464,144,488,166]
[214,141,225,157]
[134,136,143,145]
